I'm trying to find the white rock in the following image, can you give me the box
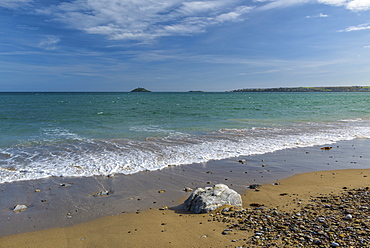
[331,241,340,247]
[345,214,352,220]
[183,184,242,213]
[13,204,27,212]
[92,190,110,197]
[317,217,325,222]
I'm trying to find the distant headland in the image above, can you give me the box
[230,86,370,92]
[130,87,151,92]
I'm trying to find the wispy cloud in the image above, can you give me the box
[129,49,349,72]
[0,0,33,9]
[3,0,370,43]
[3,0,369,43]
[255,0,370,12]
[16,24,39,30]
[34,0,253,42]
[306,13,329,18]
[0,58,119,79]
[253,0,370,12]
[38,35,61,50]
[317,0,347,7]
[256,0,311,11]
[339,23,370,32]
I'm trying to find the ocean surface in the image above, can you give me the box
[1,92,370,183]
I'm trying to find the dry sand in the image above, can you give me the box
[1,168,369,248]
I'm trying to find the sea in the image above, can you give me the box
[1,92,370,184]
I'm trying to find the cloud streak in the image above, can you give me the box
[339,23,370,32]
[0,0,33,9]
[256,0,311,11]
[306,13,329,18]
[256,0,370,12]
[35,0,253,41]
[38,35,61,50]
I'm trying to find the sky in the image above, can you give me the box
[0,0,370,92]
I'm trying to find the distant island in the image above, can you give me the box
[230,86,370,92]
[131,87,151,92]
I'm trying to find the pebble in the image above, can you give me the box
[222,229,233,235]
[331,241,340,247]
[249,184,261,189]
[60,183,73,187]
[344,214,352,220]
[183,187,193,192]
[92,190,110,197]
[12,204,27,212]
[317,217,325,222]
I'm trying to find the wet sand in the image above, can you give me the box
[0,139,369,247]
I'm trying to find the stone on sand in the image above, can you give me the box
[183,184,242,213]
[13,205,28,212]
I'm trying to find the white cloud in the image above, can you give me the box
[35,0,254,41]
[0,0,33,8]
[257,0,311,11]
[317,0,347,6]
[318,13,329,17]
[7,0,370,43]
[215,6,253,22]
[179,1,229,14]
[318,0,370,11]
[257,0,370,12]
[339,23,370,32]
[346,0,370,11]
[306,12,329,18]
[39,35,61,50]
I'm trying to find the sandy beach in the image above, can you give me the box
[0,139,369,247]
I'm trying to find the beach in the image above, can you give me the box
[2,0,370,245]
[0,138,369,247]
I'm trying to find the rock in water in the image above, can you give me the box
[183,184,242,213]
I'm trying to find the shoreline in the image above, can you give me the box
[0,139,369,241]
[1,169,369,247]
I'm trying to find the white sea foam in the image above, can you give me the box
[40,127,85,141]
[1,119,370,183]
[129,125,187,137]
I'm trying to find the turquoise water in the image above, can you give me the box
[1,92,370,183]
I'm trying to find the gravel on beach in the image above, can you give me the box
[211,187,370,247]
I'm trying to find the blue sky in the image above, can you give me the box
[1,0,370,91]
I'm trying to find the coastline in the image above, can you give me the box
[0,138,369,246]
